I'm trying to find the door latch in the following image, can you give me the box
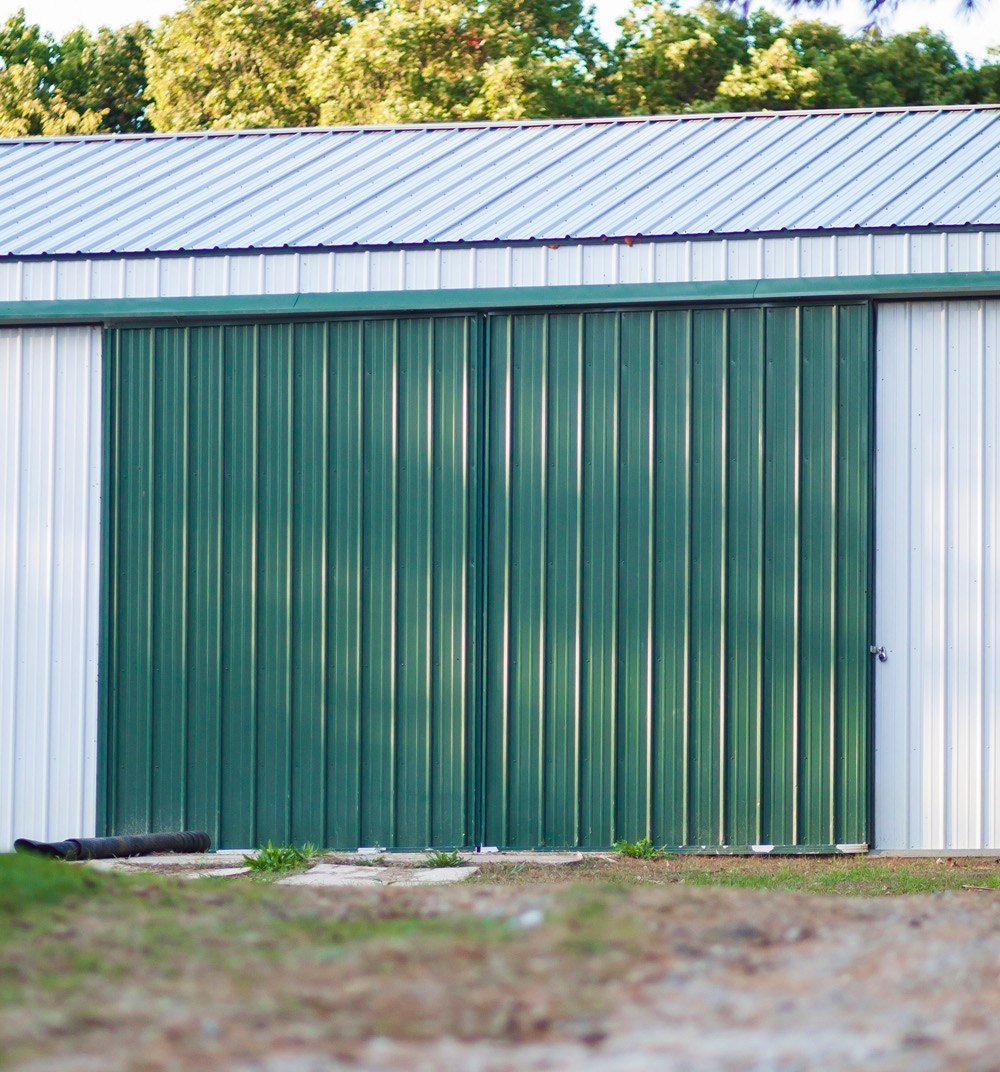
[869,645,887,663]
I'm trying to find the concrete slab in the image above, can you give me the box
[276,863,479,888]
[327,851,583,867]
[118,851,249,868]
[185,867,251,879]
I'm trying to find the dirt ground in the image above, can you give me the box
[2,854,999,1071]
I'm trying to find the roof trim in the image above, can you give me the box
[4,103,1000,146]
[0,270,998,325]
[0,223,996,264]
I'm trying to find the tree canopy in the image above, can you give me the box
[0,0,998,134]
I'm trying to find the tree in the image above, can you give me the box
[0,61,105,135]
[55,24,153,133]
[0,10,107,135]
[145,0,360,130]
[713,37,820,110]
[301,0,609,123]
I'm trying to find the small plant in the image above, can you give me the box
[613,837,670,860]
[424,849,464,868]
[244,842,318,875]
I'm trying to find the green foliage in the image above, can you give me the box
[301,0,610,124]
[243,842,319,875]
[613,837,670,860]
[55,23,153,133]
[713,38,820,111]
[0,10,151,134]
[424,849,465,868]
[145,0,360,131]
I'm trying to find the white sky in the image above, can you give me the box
[2,0,997,60]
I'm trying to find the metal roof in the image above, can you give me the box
[2,105,1000,257]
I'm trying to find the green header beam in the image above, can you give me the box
[2,270,1000,325]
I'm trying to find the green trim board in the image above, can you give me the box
[2,270,1000,326]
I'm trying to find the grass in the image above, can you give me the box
[470,854,1000,895]
[0,851,115,919]
[243,842,319,876]
[613,838,671,860]
[424,849,464,868]
[1,851,998,1069]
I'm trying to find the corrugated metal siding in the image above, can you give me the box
[483,305,871,849]
[2,231,998,304]
[1,107,1000,256]
[102,317,481,849]
[0,326,102,850]
[875,300,1000,851]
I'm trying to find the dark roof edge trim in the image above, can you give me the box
[1,224,997,263]
[4,102,1000,145]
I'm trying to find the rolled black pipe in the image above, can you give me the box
[14,831,211,861]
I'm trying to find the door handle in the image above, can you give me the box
[869,645,887,663]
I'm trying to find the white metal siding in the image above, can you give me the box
[875,301,1000,851]
[1,230,998,303]
[0,326,102,850]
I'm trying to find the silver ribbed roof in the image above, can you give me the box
[2,105,999,257]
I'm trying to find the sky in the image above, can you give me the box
[1,0,997,60]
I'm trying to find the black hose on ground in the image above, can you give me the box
[14,831,211,860]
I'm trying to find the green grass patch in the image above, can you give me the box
[243,842,319,876]
[424,849,463,868]
[613,838,671,860]
[678,862,1000,896]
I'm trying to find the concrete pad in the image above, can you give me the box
[119,851,249,868]
[186,867,251,879]
[276,863,478,887]
[398,867,476,886]
[328,851,583,867]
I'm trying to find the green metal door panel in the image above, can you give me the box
[326,318,363,848]
[724,308,765,848]
[688,309,726,846]
[578,312,619,848]
[483,303,871,850]
[616,312,654,842]
[103,300,869,852]
[103,315,480,849]
[761,307,799,846]
[834,305,871,845]
[651,310,692,847]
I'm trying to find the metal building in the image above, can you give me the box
[1,105,999,853]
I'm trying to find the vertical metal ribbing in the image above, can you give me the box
[475,313,491,849]
[390,317,399,848]
[754,311,766,847]
[537,319,548,847]
[718,311,728,846]
[181,329,193,830]
[645,311,655,838]
[792,307,802,846]
[501,321,512,849]
[829,308,839,845]
[144,330,155,835]
[683,311,693,847]
[425,318,435,846]
[249,325,259,849]
[355,322,364,849]
[99,332,120,836]
[318,324,329,848]
[610,312,621,842]
[573,313,584,847]
[213,327,225,849]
